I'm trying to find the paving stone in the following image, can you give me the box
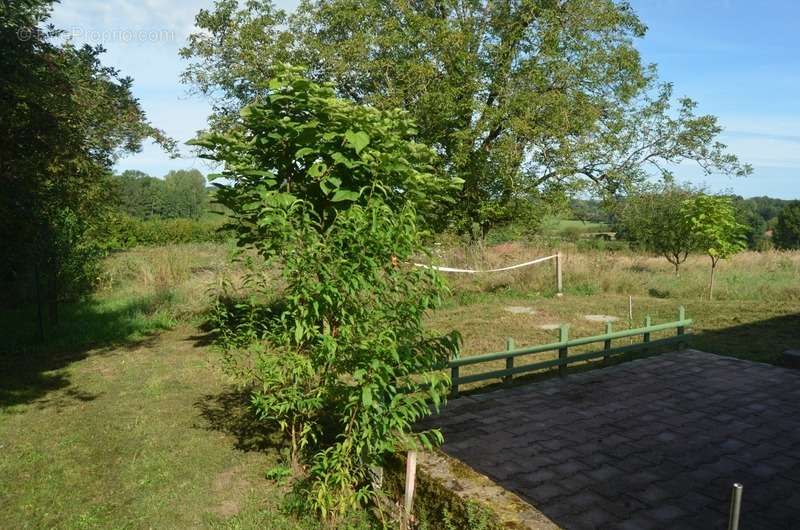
[643,504,688,524]
[573,507,613,528]
[423,350,800,530]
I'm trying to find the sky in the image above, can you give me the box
[48,0,800,199]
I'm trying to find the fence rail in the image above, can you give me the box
[449,306,692,397]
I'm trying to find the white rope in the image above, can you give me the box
[413,254,558,274]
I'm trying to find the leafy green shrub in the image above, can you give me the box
[194,67,462,523]
[98,215,229,249]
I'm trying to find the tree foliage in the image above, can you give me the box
[0,1,173,319]
[195,68,461,522]
[112,169,209,219]
[616,180,702,273]
[181,0,750,237]
[774,202,800,250]
[681,195,746,300]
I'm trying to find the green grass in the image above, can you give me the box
[2,242,798,528]
[0,323,332,529]
[0,246,363,530]
[538,216,611,235]
[427,245,800,392]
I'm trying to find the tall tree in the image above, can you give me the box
[112,170,167,218]
[0,0,173,324]
[163,169,207,219]
[182,0,750,237]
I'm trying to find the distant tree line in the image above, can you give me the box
[568,193,797,251]
[111,169,210,219]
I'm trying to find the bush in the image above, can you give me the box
[98,215,229,249]
[195,67,461,523]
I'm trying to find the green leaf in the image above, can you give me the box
[295,147,315,158]
[307,162,327,178]
[331,189,361,202]
[361,386,372,408]
[320,175,342,195]
[345,130,370,154]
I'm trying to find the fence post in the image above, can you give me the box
[558,325,569,378]
[450,365,460,399]
[555,252,563,296]
[402,451,418,530]
[643,315,651,354]
[504,337,515,385]
[603,322,612,366]
[677,306,686,350]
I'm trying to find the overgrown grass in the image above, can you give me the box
[425,242,800,392]
[2,241,798,528]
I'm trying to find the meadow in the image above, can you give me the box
[1,240,798,528]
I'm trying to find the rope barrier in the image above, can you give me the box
[413,254,558,274]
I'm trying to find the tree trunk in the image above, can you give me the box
[290,422,302,474]
[34,261,45,340]
[47,267,59,325]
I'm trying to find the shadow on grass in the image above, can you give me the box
[692,312,800,365]
[0,291,175,409]
[194,388,283,453]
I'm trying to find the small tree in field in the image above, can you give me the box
[192,67,462,522]
[681,195,746,300]
[617,181,702,274]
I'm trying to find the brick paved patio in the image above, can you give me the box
[423,350,800,529]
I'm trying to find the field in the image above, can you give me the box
[2,241,799,528]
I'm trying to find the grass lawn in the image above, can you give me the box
[0,281,341,529]
[538,216,611,235]
[2,242,798,528]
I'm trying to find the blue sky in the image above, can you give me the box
[49,0,800,199]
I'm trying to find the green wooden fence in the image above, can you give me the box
[449,306,692,397]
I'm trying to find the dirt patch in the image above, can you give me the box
[583,314,619,322]
[503,306,537,315]
[211,466,252,518]
[538,323,561,330]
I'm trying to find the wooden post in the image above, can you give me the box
[628,296,633,321]
[677,306,686,350]
[643,315,651,354]
[555,252,563,297]
[450,365,460,399]
[504,337,515,385]
[603,322,612,366]
[558,325,569,378]
[402,451,418,530]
